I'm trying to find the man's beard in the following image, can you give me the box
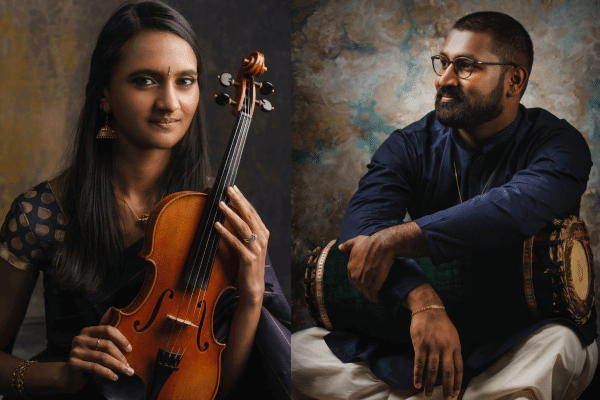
[434,78,505,130]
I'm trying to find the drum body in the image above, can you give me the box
[303,240,406,341]
[304,217,595,338]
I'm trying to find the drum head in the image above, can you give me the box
[570,240,590,301]
[561,217,595,324]
[523,216,595,325]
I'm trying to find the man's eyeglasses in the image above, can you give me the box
[431,55,518,79]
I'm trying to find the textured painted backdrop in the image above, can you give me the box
[291,0,600,333]
[0,0,291,363]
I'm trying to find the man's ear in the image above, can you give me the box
[508,66,528,98]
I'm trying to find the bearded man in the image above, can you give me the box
[292,11,598,400]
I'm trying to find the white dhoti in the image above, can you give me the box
[291,323,598,400]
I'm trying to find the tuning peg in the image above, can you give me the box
[256,99,273,112]
[218,73,239,88]
[215,93,237,106]
[255,81,274,95]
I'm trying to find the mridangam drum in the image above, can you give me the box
[523,216,595,324]
[303,239,406,340]
[304,216,595,335]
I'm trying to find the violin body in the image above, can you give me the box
[102,190,239,400]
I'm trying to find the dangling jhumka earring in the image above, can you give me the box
[96,114,115,139]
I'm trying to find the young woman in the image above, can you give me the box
[0,1,290,399]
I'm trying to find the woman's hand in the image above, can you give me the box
[60,325,134,393]
[215,185,269,304]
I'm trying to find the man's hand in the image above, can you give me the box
[339,222,430,302]
[404,284,462,399]
[411,309,462,399]
[338,231,397,302]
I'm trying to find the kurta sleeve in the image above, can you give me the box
[339,131,429,312]
[415,119,592,265]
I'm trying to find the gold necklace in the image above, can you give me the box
[121,197,151,222]
[118,190,165,223]
[453,160,497,203]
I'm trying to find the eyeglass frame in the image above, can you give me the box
[431,54,518,79]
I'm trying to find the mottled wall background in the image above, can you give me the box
[291,0,600,334]
[0,0,290,362]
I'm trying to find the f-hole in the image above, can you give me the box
[134,289,174,332]
[196,300,208,352]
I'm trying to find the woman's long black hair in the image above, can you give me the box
[55,0,211,292]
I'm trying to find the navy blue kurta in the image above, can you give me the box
[330,105,597,389]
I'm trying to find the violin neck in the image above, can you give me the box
[210,108,252,208]
[183,102,253,290]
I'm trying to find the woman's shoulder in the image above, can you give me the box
[0,177,68,272]
[14,176,66,222]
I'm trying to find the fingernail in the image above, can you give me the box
[126,344,132,352]
[126,366,134,376]
[233,185,239,193]
[415,382,421,389]
[112,373,119,381]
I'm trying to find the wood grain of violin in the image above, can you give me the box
[99,52,273,400]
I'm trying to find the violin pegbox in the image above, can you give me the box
[215,51,274,116]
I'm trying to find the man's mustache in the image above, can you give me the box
[436,86,466,102]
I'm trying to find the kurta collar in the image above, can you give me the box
[451,105,524,155]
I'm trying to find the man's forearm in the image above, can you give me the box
[381,223,437,312]
[340,221,432,302]
[381,221,431,259]
[401,282,444,312]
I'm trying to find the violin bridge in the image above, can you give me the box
[166,314,198,328]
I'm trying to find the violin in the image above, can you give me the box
[99,52,273,400]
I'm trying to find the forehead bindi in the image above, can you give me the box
[440,30,498,62]
[116,30,197,76]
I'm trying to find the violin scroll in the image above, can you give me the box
[215,51,273,116]
[241,52,267,77]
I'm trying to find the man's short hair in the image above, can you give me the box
[453,11,533,94]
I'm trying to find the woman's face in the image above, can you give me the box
[102,30,199,150]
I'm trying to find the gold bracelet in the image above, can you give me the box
[12,360,38,399]
[411,305,445,317]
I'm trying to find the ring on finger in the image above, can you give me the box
[95,338,101,351]
[243,233,257,243]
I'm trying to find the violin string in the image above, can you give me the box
[164,95,246,358]
[178,91,251,355]
[162,184,227,354]
[167,84,253,357]
[184,91,252,339]
[185,91,252,345]
[165,147,230,356]
[165,131,236,356]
